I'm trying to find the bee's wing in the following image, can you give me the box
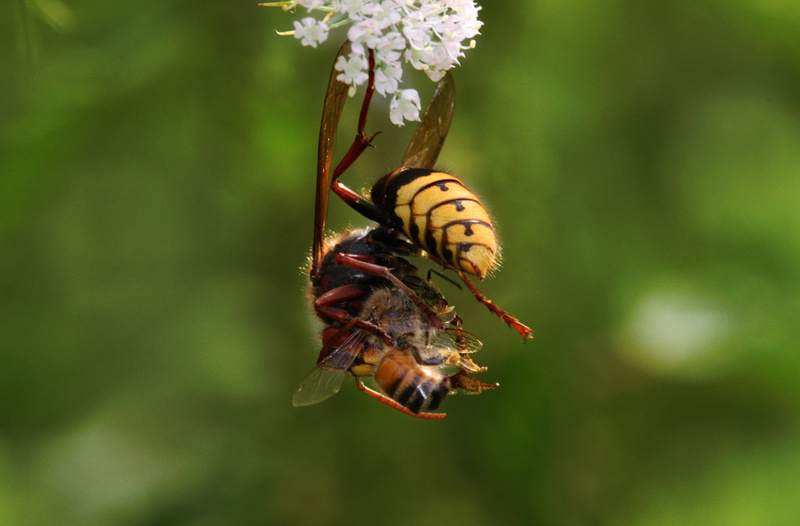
[365,297,482,354]
[313,41,352,270]
[401,72,455,170]
[422,328,485,374]
[431,327,483,353]
[292,329,367,407]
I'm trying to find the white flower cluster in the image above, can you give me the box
[265,0,483,126]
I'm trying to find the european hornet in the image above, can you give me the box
[316,45,534,340]
[294,43,499,418]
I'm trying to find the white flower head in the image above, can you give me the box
[267,0,483,125]
[374,60,402,95]
[293,17,329,48]
[296,0,325,9]
[339,0,367,15]
[335,53,369,88]
[389,89,421,126]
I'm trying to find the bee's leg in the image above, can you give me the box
[335,253,445,330]
[444,315,484,372]
[448,371,499,395]
[356,378,446,420]
[449,314,468,352]
[314,284,392,345]
[457,271,535,340]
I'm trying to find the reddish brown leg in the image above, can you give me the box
[332,49,378,181]
[317,316,367,364]
[314,284,393,345]
[330,49,386,223]
[448,371,499,394]
[356,379,446,420]
[450,315,467,350]
[458,271,534,339]
[336,253,445,330]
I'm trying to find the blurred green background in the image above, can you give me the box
[3,1,800,525]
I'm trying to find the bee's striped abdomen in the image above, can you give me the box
[374,349,448,414]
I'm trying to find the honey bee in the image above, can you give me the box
[363,288,498,416]
[316,44,534,339]
[295,255,495,418]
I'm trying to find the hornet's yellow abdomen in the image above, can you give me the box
[371,168,498,279]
